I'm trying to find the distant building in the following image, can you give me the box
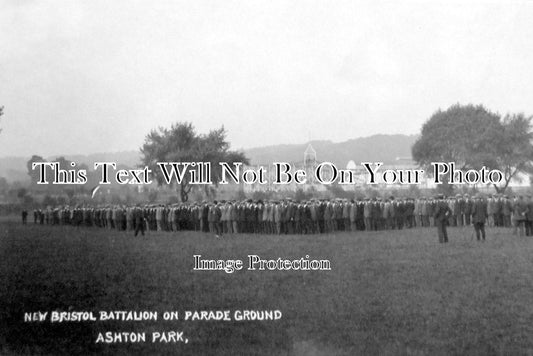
[303,144,317,167]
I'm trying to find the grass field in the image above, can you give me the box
[2,220,533,355]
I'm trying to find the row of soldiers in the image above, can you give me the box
[26,193,529,235]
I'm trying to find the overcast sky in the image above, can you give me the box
[1,0,532,157]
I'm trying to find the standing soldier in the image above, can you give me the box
[207,202,216,234]
[487,196,496,227]
[405,198,415,228]
[309,200,318,234]
[434,195,452,243]
[395,198,405,230]
[427,197,435,227]
[226,202,235,234]
[134,206,145,236]
[363,200,372,231]
[274,201,282,235]
[334,201,343,231]
[106,206,113,229]
[126,206,133,231]
[284,200,294,234]
[502,195,512,228]
[293,202,301,234]
[232,201,240,234]
[349,199,357,232]
[456,194,465,226]
[324,202,333,233]
[220,201,228,234]
[414,198,421,228]
[199,202,207,232]
[155,205,163,231]
[261,201,269,234]
[471,194,488,241]
[449,196,458,226]
[526,196,533,236]
[256,201,264,234]
[495,195,504,227]
[383,198,392,230]
[21,209,28,224]
[421,198,429,227]
[463,194,473,226]
[342,200,350,232]
[372,198,381,231]
[512,196,527,236]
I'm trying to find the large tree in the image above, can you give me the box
[27,155,48,185]
[140,122,248,202]
[492,113,533,193]
[412,104,533,193]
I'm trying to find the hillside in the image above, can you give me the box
[245,134,418,166]
[0,134,417,182]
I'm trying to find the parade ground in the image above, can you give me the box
[1,220,533,355]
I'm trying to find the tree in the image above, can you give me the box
[493,113,533,193]
[27,155,47,185]
[17,187,27,200]
[412,104,502,171]
[140,122,249,202]
[42,194,57,207]
[412,104,533,194]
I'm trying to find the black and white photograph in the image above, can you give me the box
[1,1,533,354]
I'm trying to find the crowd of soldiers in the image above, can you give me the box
[22,193,533,236]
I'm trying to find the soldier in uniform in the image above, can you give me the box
[21,209,28,224]
[363,199,372,231]
[349,199,357,232]
[434,195,451,243]
[134,206,145,236]
[463,194,473,226]
[471,194,488,241]
[512,196,527,236]
[526,196,533,236]
[502,195,512,228]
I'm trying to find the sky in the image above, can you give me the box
[1,0,533,157]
